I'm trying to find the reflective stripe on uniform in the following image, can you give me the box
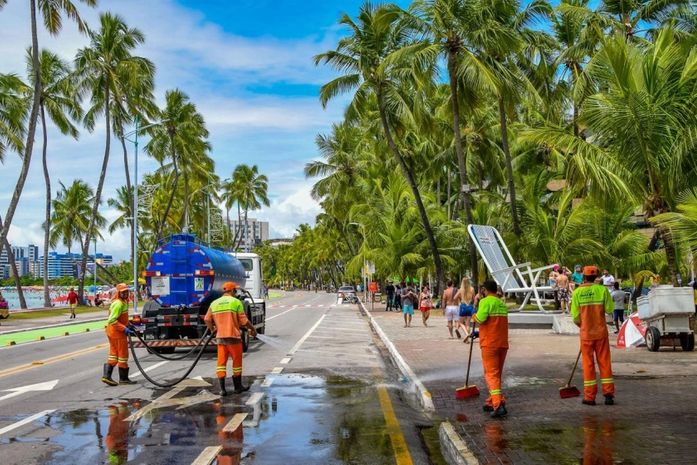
[584,380,597,386]
[490,389,502,395]
[601,378,614,384]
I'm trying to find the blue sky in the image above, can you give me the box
[0,0,406,260]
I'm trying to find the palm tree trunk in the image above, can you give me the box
[157,134,179,242]
[78,83,111,302]
[376,88,445,291]
[225,207,231,247]
[0,0,42,251]
[448,50,479,284]
[234,204,243,249]
[659,226,680,285]
[181,169,190,232]
[243,208,249,252]
[0,215,27,309]
[41,104,51,307]
[120,136,134,266]
[498,95,522,236]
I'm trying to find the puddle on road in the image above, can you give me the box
[5,374,433,465]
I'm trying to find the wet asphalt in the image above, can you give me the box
[0,291,444,465]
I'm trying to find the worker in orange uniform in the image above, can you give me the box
[570,265,615,406]
[473,280,509,418]
[102,283,136,386]
[105,402,130,464]
[205,282,257,396]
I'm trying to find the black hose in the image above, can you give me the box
[133,328,212,361]
[127,331,214,388]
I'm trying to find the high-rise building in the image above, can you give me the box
[38,252,113,279]
[229,218,269,252]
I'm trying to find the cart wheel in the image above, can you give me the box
[645,326,661,352]
[679,332,695,352]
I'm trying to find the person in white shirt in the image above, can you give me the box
[601,269,615,291]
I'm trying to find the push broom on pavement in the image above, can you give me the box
[456,323,480,399]
[559,349,582,398]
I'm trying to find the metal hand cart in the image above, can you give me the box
[639,286,695,352]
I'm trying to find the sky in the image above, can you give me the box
[0,0,406,260]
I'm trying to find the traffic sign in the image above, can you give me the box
[368,282,378,293]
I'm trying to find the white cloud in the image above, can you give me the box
[255,179,321,238]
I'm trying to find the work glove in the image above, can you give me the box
[124,327,135,336]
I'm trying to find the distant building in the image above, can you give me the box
[0,244,39,278]
[229,218,269,252]
[38,252,114,279]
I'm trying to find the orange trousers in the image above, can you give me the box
[216,343,243,378]
[107,334,129,368]
[481,347,507,409]
[581,337,614,400]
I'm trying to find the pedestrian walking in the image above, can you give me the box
[473,280,509,418]
[571,265,584,287]
[101,283,136,386]
[601,269,616,291]
[401,284,416,327]
[385,281,395,311]
[418,284,433,326]
[205,282,257,396]
[456,277,475,341]
[441,280,459,339]
[549,265,561,310]
[67,287,79,319]
[395,282,403,310]
[557,270,570,313]
[570,266,616,406]
[611,282,626,333]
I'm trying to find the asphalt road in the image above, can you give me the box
[0,291,443,465]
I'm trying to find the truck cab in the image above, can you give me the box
[229,252,266,336]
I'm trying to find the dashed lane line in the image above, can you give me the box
[191,446,222,465]
[287,314,327,356]
[130,361,168,379]
[223,413,247,433]
[0,409,56,436]
[245,392,264,406]
[270,367,284,374]
[279,357,291,365]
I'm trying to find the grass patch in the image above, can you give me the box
[268,290,283,300]
[8,306,107,320]
[0,319,107,346]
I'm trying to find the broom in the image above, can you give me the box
[456,323,480,399]
[559,349,582,398]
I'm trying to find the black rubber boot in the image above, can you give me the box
[482,404,494,413]
[118,367,136,385]
[219,377,229,397]
[101,364,118,386]
[232,376,249,394]
[490,404,507,418]
[604,395,614,405]
[582,398,596,406]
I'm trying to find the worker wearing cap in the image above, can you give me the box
[473,280,509,418]
[570,265,615,405]
[102,283,136,386]
[205,282,257,396]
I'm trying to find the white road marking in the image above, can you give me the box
[0,379,59,402]
[245,392,265,406]
[261,377,274,387]
[223,413,248,433]
[266,307,298,321]
[288,314,327,356]
[130,361,168,379]
[191,446,222,465]
[0,409,55,436]
[270,367,284,374]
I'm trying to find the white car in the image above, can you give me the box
[337,286,357,304]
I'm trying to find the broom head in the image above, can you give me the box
[559,385,581,399]
[455,384,480,399]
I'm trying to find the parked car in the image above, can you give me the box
[337,286,358,304]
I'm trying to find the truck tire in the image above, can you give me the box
[645,326,661,352]
[680,332,695,352]
[241,329,249,353]
[151,347,175,355]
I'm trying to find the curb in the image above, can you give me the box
[439,421,480,465]
[358,300,435,412]
[0,317,106,336]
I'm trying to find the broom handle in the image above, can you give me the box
[567,349,581,386]
[465,322,476,386]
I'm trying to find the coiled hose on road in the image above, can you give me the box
[127,328,214,388]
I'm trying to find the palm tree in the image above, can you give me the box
[0,74,27,161]
[0,0,95,261]
[315,2,446,289]
[107,185,133,237]
[28,49,81,307]
[229,164,270,251]
[144,89,209,240]
[74,13,153,300]
[50,180,104,256]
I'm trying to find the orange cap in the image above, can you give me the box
[222,282,237,292]
[115,283,129,293]
[583,266,599,276]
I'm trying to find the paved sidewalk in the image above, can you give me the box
[0,309,107,334]
[371,308,697,464]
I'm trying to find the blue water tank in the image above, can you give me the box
[144,234,246,307]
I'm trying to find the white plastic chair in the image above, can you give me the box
[468,224,555,312]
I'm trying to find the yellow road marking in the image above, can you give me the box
[0,344,107,378]
[377,384,414,465]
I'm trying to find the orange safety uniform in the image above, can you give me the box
[106,299,130,369]
[105,403,129,464]
[570,283,615,401]
[205,295,248,379]
[473,295,509,409]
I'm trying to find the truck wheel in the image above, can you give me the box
[645,326,661,352]
[679,333,695,352]
[241,329,249,353]
[151,347,175,354]
[257,324,265,335]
